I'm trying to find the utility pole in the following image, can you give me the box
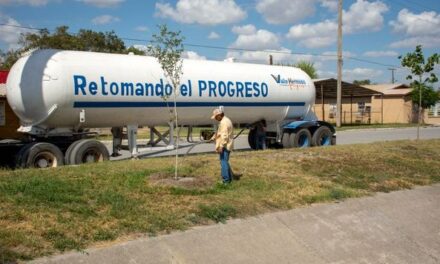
[388,68,396,84]
[336,0,343,127]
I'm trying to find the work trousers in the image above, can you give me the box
[219,149,232,183]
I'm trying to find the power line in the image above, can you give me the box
[0,23,42,31]
[0,23,402,69]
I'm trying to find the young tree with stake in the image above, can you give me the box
[399,45,439,140]
[148,25,184,179]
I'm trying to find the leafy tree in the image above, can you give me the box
[0,49,21,70]
[399,45,439,109]
[399,45,439,137]
[279,61,318,79]
[294,61,318,79]
[353,79,371,85]
[148,24,184,179]
[1,26,145,69]
[410,84,439,109]
[19,26,126,53]
[126,46,146,55]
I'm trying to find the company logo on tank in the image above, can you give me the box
[73,75,269,98]
[271,74,307,89]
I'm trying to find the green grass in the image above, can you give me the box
[1,139,440,262]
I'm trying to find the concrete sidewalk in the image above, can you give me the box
[32,185,440,264]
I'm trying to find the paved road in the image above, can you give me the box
[109,126,440,160]
[31,184,440,264]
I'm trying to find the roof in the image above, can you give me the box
[313,78,383,98]
[364,83,412,96]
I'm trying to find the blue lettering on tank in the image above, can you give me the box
[261,83,268,97]
[165,84,173,96]
[180,83,188,96]
[110,82,119,95]
[73,75,270,98]
[101,77,108,96]
[236,82,244,97]
[245,82,252,97]
[208,80,217,97]
[253,82,260,97]
[218,81,226,97]
[73,75,86,95]
[227,81,235,97]
[198,80,207,97]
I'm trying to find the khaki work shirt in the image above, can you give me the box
[213,116,234,151]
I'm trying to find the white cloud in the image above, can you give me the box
[0,0,55,6]
[286,20,337,48]
[182,51,207,60]
[318,68,384,81]
[207,31,220,39]
[317,70,336,79]
[78,0,124,8]
[155,0,246,25]
[343,0,388,33]
[390,37,440,49]
[319,0,337,11]
[135,26,149,32]
[389,9,440,48]
[91,15,120,25]
[226,47,294,64]
[363,50,398,57]
[225,49,327,67]
[231,28,280,50]
[343,68,383,82]
[256,0,315,24]
[231,24,256,35]
[286,0,388,49]
[0,13,30,49]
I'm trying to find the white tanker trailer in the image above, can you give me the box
[2,49,335,168]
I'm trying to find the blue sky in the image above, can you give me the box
[0,0,439,84]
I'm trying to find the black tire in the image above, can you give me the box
[248,128,257,150]
[312,126,334,147]
[282,132,293,148]
[67,139,109,165]
[290,128,312,148]
[16,142,64,168]
[64,140,84,165]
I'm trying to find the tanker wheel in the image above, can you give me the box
[282,132,293,148]
[312,126,334,147]
[67,139,110,165]
[64,140,84,165]
[16,142,64,168]
[289,128,312,148]
[248,128,257,150]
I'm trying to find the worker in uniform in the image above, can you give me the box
[211,108,235,184]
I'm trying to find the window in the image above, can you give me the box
[329,104,337,118]
[429,103,440,117]
[358,102,366,114]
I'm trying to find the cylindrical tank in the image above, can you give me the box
[7,49,315,130]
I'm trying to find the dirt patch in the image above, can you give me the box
[149,172,214,189]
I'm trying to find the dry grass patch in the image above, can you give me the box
[1,139,440,262]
